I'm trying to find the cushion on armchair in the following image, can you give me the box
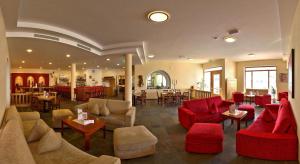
[27,119,50,142]
[183,99,209,114]
[106,99,130,114]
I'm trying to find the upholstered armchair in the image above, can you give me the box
[254,94,271,107]
[232,92,244,105]
[278,91,288,101]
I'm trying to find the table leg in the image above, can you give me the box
[237,119,241,131]
[61,122,64,136]
[103,126,106,138]
[84,134,91,151]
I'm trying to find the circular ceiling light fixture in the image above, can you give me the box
[68,65,71,68]
[224,36,236,43]
[49,62,52,65]
[148,11,170,22]
[26,49,33,53]
[21,60,25,63]
[106,58,110,61]
[97,65,100,68]
[66,54,71,58]
[117,64,120,66]
[83,62,87,65]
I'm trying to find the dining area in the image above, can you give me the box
[133,89,190,106]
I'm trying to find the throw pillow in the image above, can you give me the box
[38,129,62,154]
[261,109,275,122]
[90,103,100,115]
[27,119,50,142]
[99,104,110,116]
[272,101,292,134]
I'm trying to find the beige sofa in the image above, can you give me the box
[74,98,136,130]
[0,106,120,164]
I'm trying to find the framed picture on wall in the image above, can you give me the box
[288,49,295,99]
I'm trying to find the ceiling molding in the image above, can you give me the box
[14,21,147,64]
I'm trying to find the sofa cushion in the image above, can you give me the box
[0,120,35,164]
[261,109,275,122]
[23,120,38,139]
[4,106,23,132]
[183,99,209,114]
[194,113,224,123]
[206,96,223,108]
[88,98,107,113]
[210,103,218,114]
[100,114,125,127]
[27,119,50,142]
[90,103,100,115]
[186,123,223,143]
[106,100,130,114]
[272,99,295,134]
[38,129,62,154]
[247,118,275,133]
[99,104,110,116]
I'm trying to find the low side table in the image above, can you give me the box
[61,116,106,150]
[222,110,248,131]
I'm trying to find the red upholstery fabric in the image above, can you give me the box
[178,96,233,129]
[255,94,271,107]
[236,98,298,160]
[232,92,244,104]
[238,104,255,121]
[185,123,223,153]
[278,92,288,101]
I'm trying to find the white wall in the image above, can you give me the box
[0,8,11,123]
[288,1,300,161]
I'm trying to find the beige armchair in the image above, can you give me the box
[74,98,136,130]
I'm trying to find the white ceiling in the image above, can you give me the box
[0,0,299,69]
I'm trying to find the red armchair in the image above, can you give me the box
[232,92,244,105]
[178,96,233,129]
[278,91,288,101]
[236,99,298,160]
[255,94,271,107]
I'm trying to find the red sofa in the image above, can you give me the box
[232,92,244,105]
[278,91,288,101]
[254,94,271,107]
[236,98,298,160]
[178,96,233,129]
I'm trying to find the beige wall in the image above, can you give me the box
[0,8,11,123]
[134,61,203,91]
[225,59,237,99]
[288,1,300,161]
[236,59,288,93]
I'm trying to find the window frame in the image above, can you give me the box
[244,66,277,90]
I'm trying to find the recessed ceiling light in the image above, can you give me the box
[224,36,236,43]
[26,49,32,53]
[82,67,85,70]
[97,65,100,68]
[49,62,52,65]
[248,53,255,56]
[66,54,71,58]
[68,65,71,68]
[106,58,110,61]
[21,60,25,63]
[39,67,43,69]
[18,66,22,69]
[83,62,87,65]
[148,11,170,22]
[122,66,125,69]
[188,58,193,61]
[117,64,120,66]
[148,55,155,58]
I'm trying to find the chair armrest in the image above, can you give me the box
[221,100,234,107]
[73,103,89,113]
[125,107,136,127]
[178,107,196,129]
[19,112,40,121]
[89,155,121,164]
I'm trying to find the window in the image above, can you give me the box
[146,70,171,89]
[245,66,277,91]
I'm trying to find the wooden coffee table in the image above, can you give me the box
[61,116,106,150]
[222,110,248,131]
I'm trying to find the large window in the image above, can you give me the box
[146,70,171,89]
[245,66,277,91]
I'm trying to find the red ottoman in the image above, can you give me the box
[238,104,255,121]
[185,123,223,154]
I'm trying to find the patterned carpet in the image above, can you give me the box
[18,99,298,164]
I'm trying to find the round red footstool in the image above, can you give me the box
[185,123,223,154]
[238,104,255,121]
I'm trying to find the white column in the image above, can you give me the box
[125,54,133,106]
[71,63,76,101]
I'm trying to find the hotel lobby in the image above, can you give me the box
[1,0,300,164]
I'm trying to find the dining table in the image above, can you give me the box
[37,95,55,112]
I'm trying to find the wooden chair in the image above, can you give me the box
[31,96,43,112]
[136,90,147,105]
[181,91,190,101]
[157,91,162,104]
[51,95,61,109]
[174,91,182,104]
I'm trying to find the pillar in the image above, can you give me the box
[71,63,76,101]
[125,53,133,106]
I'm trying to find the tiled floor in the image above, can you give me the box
[20,99,298,164]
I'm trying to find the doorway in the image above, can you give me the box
[204,67,222,95]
